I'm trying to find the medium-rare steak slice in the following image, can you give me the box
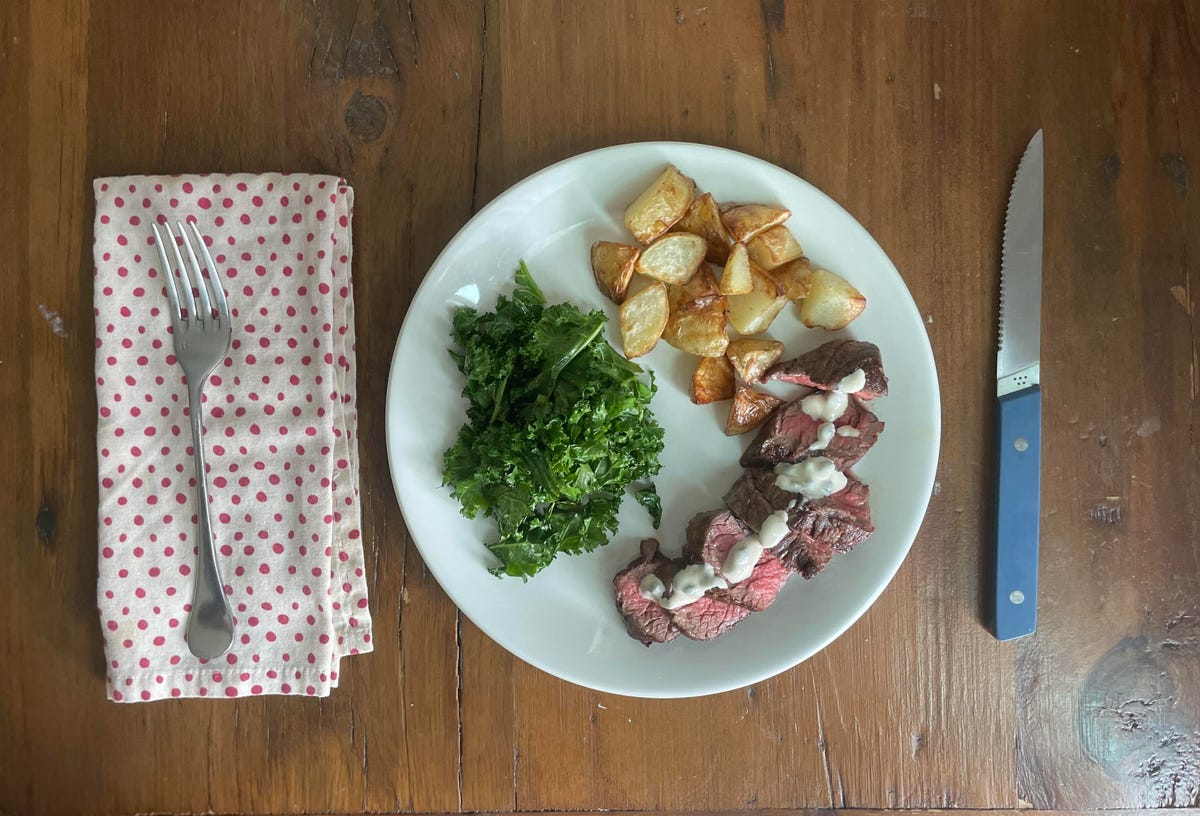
[724,468,874,577]
[670,593,753,640]
[740,395,884,470]
[682,508,752,577]
[682,508,792,612]
[766,339,888,399]
[612,538,681,645]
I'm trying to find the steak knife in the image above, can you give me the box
[992,130,1043,641]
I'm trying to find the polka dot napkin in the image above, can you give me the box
[92,174,373,702]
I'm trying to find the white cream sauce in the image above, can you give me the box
[640,564,727,610]
[838,367,867,394]
[638,510,793,608]
[722,510,790,583]
[809,421,837,450]
[774,457,847,499]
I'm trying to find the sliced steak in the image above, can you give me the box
[766,339,888,399]
[670,594,753,640]
[612,538,681,645]
[724,468,874,577]
[740,395,884,470]
[780,478,873,572]
[682,508,751,577]
[682,508,792,612]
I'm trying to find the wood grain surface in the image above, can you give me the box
[0,1,1197,815]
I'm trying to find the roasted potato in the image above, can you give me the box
[726,262,789,335]
[799,267,867,330]
[719,242,754,295]
[590,241,640,303]
[746,225,803,270]
[668,264,724,314]
[726,337,784,383]
[664,266,728,356]
[724,386,783,436]
[624,165,697,243]
[618,280,669,358]
[770,256,814,301]
[672,192,733,263]
[720,203,791,243]
[636,232,707,285]
[690,355,736,404]
[663,310,729,356]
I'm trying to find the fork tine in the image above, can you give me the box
[151,222,184,324]
[186,220,230,322]
[178,221,214,321]
[164,222,197,320]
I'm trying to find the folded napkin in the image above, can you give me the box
[93,173,372,702]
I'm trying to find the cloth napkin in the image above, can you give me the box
[93,173,372,702]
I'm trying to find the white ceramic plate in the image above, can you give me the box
[386,142,939,698]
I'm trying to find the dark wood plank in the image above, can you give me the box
[2,1,485,814]
[1015,1,1200,808]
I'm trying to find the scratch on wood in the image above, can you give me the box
[809,665,835,807]
[1088,500,1122,524]
[469,0,488,213]
[403,0,420,64]
[455,612,464,811]
[38,304,67,337]
[759,0,785,98]
[398,552,415,810]
[1170,284,1193,315]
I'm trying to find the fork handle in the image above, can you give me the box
[185,380,235,659]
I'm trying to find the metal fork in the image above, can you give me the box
[151,221,235,659]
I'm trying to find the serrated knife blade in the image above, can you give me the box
[992,130,1043,641]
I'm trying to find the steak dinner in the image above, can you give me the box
[766,338,888,399]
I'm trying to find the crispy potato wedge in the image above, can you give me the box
[672,192,733,263]
[663,310,729,357]
[618,281,669,358]
[720,242,753,295]
[746,225,804,270]
[770,256,814,300]
[590,241,640,303]
[636,232,707,285]
[624,165,697,243]
[726,262,789,335]
[690,355,736,404]
[724,386,783,436]
[668,264,724,315]
[665,266,728,356]
[726,337,784,383]
[799,267,867,330]
[720,203,791,243]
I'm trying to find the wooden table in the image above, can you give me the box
[2,2,1198,814]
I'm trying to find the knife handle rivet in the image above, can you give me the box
[1009,590,1025,605]
[1013,437,1029,452]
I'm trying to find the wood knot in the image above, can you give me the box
[344,91,388,142]
[35,503,57,542]
[1078,635,1200,804]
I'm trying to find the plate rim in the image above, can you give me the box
[385,140,942,698]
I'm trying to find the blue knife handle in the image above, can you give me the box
[992,385,1041,640]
